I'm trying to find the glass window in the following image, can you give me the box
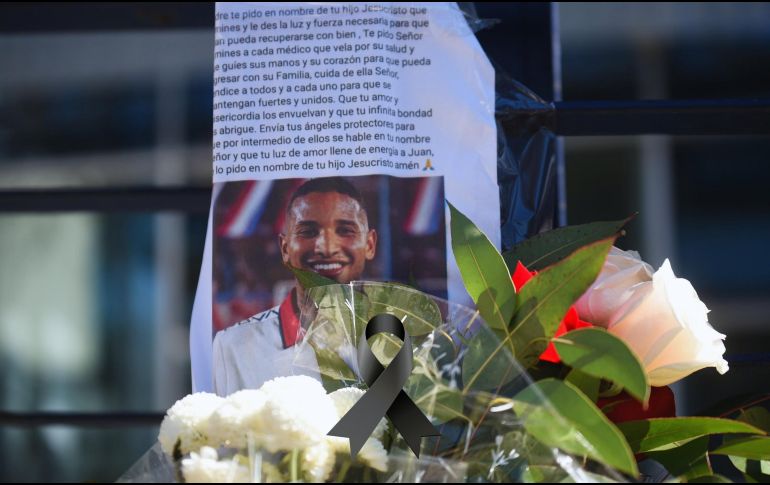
[561,3,770,417]
[0,213,206,415]
[0,427,158,482]
[0,31,214,189]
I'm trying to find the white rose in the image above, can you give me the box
[575,247,654,326]
[158,393,225,455]
[576,248,728,386]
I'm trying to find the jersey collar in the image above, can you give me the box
[279,288,302,349]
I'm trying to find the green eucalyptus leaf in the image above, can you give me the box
[520,465,570,483]
[727,455,770,478]
[722,409,770,479]
[310,285,369,346]
[558,472,620,483]
[289,265,337,288]
[363,283,441,336]
[477,287,517,339]
[513,378,638,476]
[713,436,770,461]
[618,418,765,453]
[319,374,349,393]
[427,328,462,374]
[565,368,600,403]
[462,326,521,392]
[646,436,711,480]
[736,407,770,433]
[406,374,464,424]
[688,475,732,483]
[502,217,632,271]
[460,444,498,481]
[554,328,649,404]
[743,472,759,483]
[510,238,615,369]
[448,203,516,334]
[368,333,402,366]
[309,344,357,381]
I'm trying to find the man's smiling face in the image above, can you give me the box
[280,191,377,283]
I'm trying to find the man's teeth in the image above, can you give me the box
[313,263,342,271]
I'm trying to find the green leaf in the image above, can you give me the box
[520,466,570,483]
[477,288,517,339]
[554,328,649,403]
[713,436,770,461]
[565,368,600,402]
[368,333,402,366]
[448,203,516,334]
[727,455,770,478]
[363,283,441,336]
[462,326,521,391]
[688,475,732,483]
[309,285,370,347]
[306,282,439,367]
[513,378,638,476]
[618,418,765,453]
[502,217,632,271]
[510,237,615,369]
[309,344,357,382]
[736,407,770,434]
[406,374,464,423]
[319,373,349,393]
[521,465,619,483]
[289,265,337,288]
[562,472,621,483]
[426,328,462,374]
[724,408,770,479]
[646,436,711,480]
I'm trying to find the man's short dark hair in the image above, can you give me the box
[287,177,367,214]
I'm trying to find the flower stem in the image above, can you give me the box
[718,394,770,418]
[290,449,300,482]
[335,459,352,483]
[247,432,261,482]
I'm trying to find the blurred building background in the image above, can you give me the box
[0,2,768,481]
[0,10,215,480]
[558,2,770,427]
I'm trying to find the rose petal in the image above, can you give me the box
[599,386,676,424]
[575,247,654,327]
[512,261,536,291]
[539,308,593,364]
[605,259,728,386]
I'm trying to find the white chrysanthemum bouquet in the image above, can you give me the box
[158,376,388,483]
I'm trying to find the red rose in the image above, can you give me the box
[511,262,593,364]
[512,263,677,425]
[598,386,677,423]
[511,260,536,291]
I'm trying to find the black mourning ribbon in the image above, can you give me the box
[327,313,439,458]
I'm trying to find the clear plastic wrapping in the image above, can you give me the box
[290,282,622,482]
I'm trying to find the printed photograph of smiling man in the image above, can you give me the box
[212,175,447,334]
